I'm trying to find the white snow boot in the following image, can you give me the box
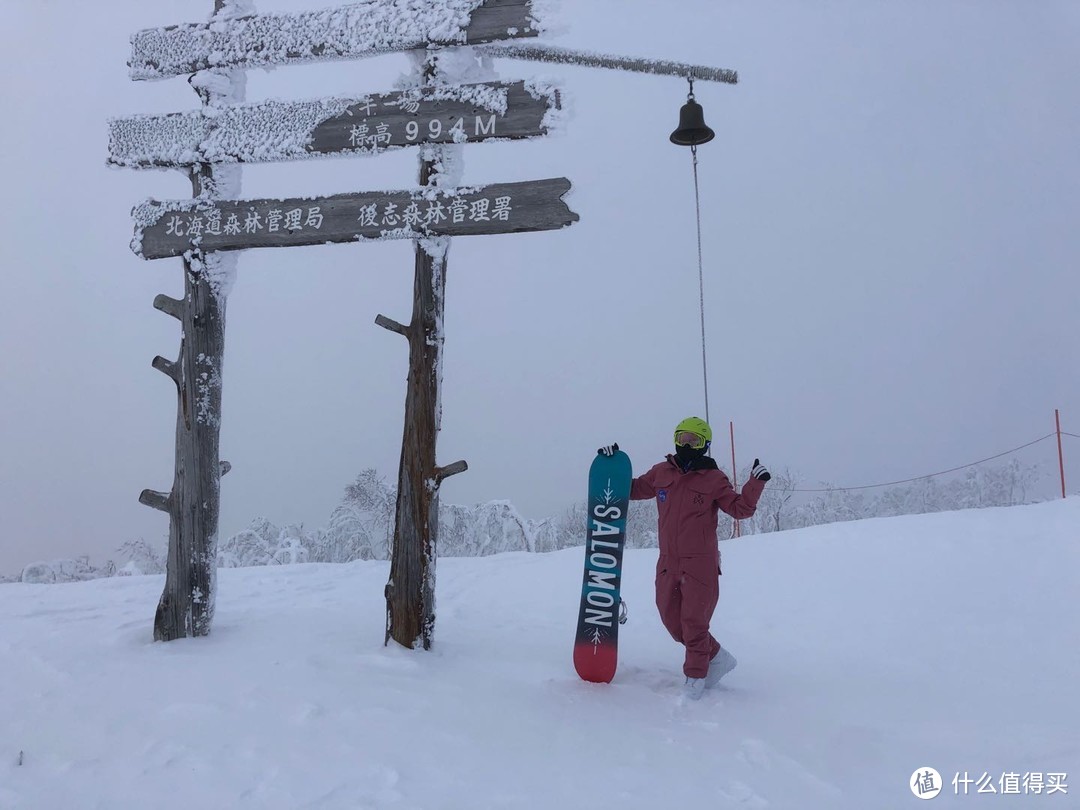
[683,677,706,701]
[704,647,737,688]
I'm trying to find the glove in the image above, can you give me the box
[751,458,771,482]
[597,443,620,457]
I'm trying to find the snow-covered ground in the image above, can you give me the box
[3,499,1078,809]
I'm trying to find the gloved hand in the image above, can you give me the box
[597,443,620,456]
[751,458,771,482]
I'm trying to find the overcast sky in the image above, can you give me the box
[2,0,1078,574]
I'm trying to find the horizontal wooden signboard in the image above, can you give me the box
[133,178,578,259]
[109,81,560,169]
[130,0,541,81]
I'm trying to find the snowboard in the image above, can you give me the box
[573,448,633,683]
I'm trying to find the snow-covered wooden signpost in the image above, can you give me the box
[109,80,559,168]
[112,0,736,649]
[112,0,569,644]
[129,179,576,258]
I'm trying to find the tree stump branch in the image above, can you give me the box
[153,294,185,321]
[436,460,468,483]
[375,314,411,338]
[152,355,181,385]
[139,489,171,513]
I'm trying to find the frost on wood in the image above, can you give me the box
[215,0,257,20]
[524,78,567,136]
[194,352,223,427]
[187,251,238,307]
[108,81,561,169]
[129,0,543,80]
[419,143,465,189]
[204,252,239,300]
[424,43,499,86]
[189,68,247,108]
[419,235,450,432]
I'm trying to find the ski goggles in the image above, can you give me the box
[674,430,708,449]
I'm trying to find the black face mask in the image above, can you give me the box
[674,443,707,465]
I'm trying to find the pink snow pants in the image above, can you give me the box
[655,556,722,678]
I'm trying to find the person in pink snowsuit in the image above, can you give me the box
[601,417,769,696]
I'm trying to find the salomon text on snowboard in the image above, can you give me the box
[573,447,632,683]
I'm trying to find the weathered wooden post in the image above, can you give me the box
[379,228,462,646]
[377,55,468,650]
[138,0,246,641]
[143,241,229,641]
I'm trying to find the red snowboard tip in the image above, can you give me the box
[573,641,618,684]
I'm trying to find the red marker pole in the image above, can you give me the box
[730,421,740,538]
[1056,409,1066,499]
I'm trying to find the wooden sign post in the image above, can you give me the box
[382,55,451,649]
[136,0,243,642]
[114,0,735,648]
[118,0,565,646]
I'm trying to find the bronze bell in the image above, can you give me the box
[670,97,715,147]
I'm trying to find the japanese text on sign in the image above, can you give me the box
[164,206,327,238]
[158,196,514,239]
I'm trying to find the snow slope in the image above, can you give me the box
[2,499,1078,809]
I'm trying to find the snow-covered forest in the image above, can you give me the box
[9,458,1040,583]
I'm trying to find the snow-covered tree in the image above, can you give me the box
[271,525,311,565]
[441,501,551,556]
[544,502,587,553]
[626,499,659,549]
[116,538,167,576]
[218,516,282,567]
[744,468,798,534]
[21,556,114,584]
[319,469,395,562]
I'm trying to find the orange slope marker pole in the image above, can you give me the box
[730,420,740,538]
[1056,409,1066,499]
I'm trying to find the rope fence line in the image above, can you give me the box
[787,433,1058,493]
[1063,431,1080,440]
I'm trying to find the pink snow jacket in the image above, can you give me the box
[630,456,764,562]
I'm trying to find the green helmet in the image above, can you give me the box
[674,416,712,447]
